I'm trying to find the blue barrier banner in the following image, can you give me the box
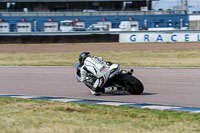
[120,32,200,42]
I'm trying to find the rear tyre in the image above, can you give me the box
[115,74,144,95]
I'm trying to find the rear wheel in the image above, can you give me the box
[115,73,144,95]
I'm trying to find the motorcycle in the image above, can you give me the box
[74,62,144,95]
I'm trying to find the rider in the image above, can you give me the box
[78,52,108,95]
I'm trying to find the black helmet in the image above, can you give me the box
[79,52,91,66]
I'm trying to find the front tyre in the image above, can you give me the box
[115,74,144,95]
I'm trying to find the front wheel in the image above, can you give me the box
[115,74,144,95]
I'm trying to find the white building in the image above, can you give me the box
[152,0,200,13]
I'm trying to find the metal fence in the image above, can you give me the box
[0,10,186,16]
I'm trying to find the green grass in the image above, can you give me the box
[0,97,200,133]
[1,44,200,132]
[0,50,200,67]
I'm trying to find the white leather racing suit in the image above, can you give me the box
[80,56,109,92]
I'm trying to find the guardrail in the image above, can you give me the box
[1,30,200,36]
[0,31,119,36]
[0,10,186,16]
[2,29,200,35]
[1,30,199,44]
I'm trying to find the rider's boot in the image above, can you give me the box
[90,87,102,96]
[104,87,117,94]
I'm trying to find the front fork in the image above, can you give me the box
[128,69,134,75]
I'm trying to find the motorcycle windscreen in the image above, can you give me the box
[74,62,80,69]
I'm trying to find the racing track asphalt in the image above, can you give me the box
[0,66,200,108]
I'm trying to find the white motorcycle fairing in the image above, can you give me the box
[83,57,111,88]
[109,64,120,78]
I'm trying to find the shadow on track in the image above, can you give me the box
[101,92,157,96]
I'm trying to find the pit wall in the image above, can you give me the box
[1,30,200,44]
[0,14,188,32]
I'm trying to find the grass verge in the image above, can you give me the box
[0,97,200,133]
[0,50,200,67]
